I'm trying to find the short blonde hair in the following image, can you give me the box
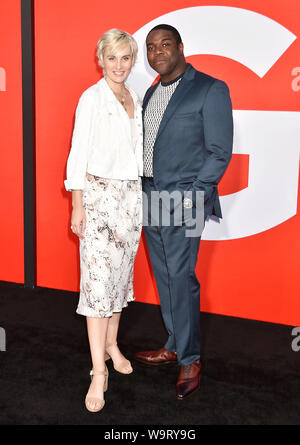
[96,29,138,67]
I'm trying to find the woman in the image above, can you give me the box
[64,29,143,413]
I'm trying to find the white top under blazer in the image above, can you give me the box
[64,77,143,191]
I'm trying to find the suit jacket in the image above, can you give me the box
[143,64,233,218]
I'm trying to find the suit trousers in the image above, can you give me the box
[142,178,201,366]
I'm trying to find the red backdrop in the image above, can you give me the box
[34,0,300,326]
[0,0,24,283]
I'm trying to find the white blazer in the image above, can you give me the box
[64,77,143,191]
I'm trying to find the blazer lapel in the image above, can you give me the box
[142,82,159,117]
[155,74,194,143]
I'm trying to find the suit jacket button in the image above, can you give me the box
[183,197,193,209]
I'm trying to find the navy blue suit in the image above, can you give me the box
[143,64,233,365]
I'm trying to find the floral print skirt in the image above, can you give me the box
[76,173,142,318]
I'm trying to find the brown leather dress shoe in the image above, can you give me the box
[134,348,177,365]
[176,359,202,400]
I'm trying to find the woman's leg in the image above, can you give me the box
[106,312,132,373]
[85,316,109,411]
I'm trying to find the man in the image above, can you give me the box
[134,24,233,400]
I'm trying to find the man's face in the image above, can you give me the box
[146,29,184,77]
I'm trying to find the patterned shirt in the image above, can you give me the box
[143,75,182,177]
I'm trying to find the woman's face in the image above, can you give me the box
[102,44,133,85]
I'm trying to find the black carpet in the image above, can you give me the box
[0,281,299,425]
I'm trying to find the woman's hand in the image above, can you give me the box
[71,190,86,239]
